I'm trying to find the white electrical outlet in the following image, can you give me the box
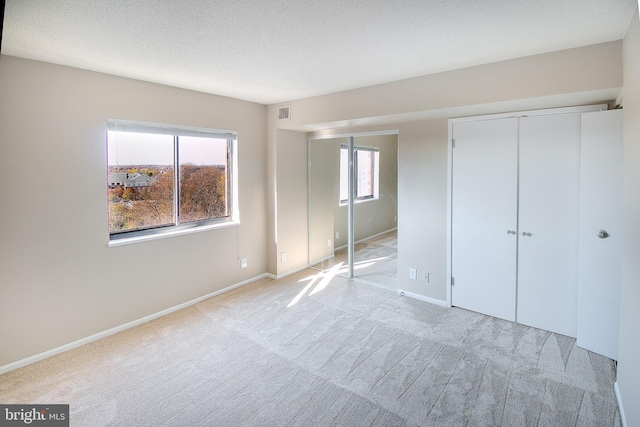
[327,238,332,247]
[281,252,287,262]
[422,271,430,282]
[336,231,340,240]
[409,268,417,280]
[240,258,248,269]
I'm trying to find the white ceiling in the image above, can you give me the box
[2,0,637,105]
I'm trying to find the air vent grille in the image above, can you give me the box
[278,106,290,120]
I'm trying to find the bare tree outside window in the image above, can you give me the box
[179,136,228,223]
[107,131,174,233]
[107,123,234,240]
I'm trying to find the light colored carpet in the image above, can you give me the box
[0,270,620,426]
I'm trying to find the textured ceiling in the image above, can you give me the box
[2,0,637,105]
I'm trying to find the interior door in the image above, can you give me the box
[451,118,518,322]
[577,109,622,359]
[517,113,581,337]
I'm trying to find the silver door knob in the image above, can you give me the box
[522,232,532,237]
[596,229,609,239]
[507,230,516,235]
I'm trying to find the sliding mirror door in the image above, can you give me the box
[352,135,398,287]
[309,137,346,272]
[309,133,398,288]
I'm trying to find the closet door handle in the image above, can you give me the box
[507,230,516,235]
[522,232,532,237]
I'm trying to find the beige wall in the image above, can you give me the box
[396,120,449,300]
[273,41,622,131]
[0,34,627,371]
[268,40,623,304]
[618,8,640,426]
[0,56,268,367]
[275,130,309,276]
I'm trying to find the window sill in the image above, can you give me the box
[339,197,379,207]
[108,219,240,247]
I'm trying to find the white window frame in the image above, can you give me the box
[107,119,239,246]
[340,145,380,204]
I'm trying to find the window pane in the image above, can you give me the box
[178,136,229,223]
[107,131,175,233]
[356,150,374,198]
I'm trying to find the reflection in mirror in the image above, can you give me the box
[309,138,345,271]
[308,134,398,289]
[352,134,398,288]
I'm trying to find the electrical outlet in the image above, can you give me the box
[336,231,340,240]
[240,258,248,269]
[409,268,417,280]
[422,271,430,282]
[281,252,287,262]
[327,238,332,247]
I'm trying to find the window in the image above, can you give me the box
[339,145,380,203]
[107,120,236,242]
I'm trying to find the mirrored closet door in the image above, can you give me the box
[309,133,398,289]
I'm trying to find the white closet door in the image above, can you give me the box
[517,113,581,337]
[452,118,518,322]
[577,109,622,360]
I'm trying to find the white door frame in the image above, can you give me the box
[446,104,606,308]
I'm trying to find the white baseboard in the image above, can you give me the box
[0,273,270,375]
[397,288,449,307]
[615,382,627,427]
[274,265,313,280]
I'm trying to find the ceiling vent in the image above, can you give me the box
[278,106,290,120]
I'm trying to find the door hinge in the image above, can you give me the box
[451,277,455,286]
[452,139,455,148]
